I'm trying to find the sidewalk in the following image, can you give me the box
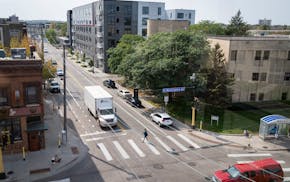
[189,129,290,151]
[2,93,88,182]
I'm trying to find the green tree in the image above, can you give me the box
[117,31,208,91]
[43,60,57,80]
[189,20,226,35]
[45,29,58,44]
[10,37,21,48]
[107,34,144,73]
[226,10,249,36]
[201,44,234,108]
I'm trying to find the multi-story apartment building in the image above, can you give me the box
[166,9,195,25]
[0,15,27,47]
[69,0,166,72]
[208,37,290,103]
[147,19,190,37]
[0,54,45,152]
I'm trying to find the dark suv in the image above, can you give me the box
[103,79,116,88]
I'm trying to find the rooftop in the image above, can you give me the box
[208,36,290,41]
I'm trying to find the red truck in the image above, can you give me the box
[212,158,284,182]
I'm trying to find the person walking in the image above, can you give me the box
[142,128,148,143]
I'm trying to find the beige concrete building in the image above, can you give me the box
[208,37,290,103]
[147,19,189,36]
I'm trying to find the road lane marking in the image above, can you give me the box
[166,136,188,152]
[113,141,130,159]
[236,160,285,164]
[227,153,272,157]
[97,143,113,161]
[128,139,145,157]
[145,141,160,155]
[80,131,107,137]
[178,134,200,149]
[155,137,173,152]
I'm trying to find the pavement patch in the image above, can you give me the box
[71,146,79,154]
[30,168,50,174]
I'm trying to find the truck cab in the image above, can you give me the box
[212,158,284,182]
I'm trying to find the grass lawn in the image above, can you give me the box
[165,100,290,134]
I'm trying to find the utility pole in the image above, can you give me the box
[41,24,44,60]
[63,43,67,144]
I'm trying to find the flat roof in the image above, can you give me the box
[85,86,112,99]
[261,115,290,124]
[208,36,290,41]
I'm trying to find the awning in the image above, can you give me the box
[260,115,290,125]
[26,122,48,132]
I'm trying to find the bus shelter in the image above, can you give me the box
[259,115,290,139]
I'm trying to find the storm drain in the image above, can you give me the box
[71,146,79,154]
[127,174,152,181]
[153,163,164,170]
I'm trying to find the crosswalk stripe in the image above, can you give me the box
[178,134,200,149]
[155,137,173,152]
[167,136,188,151]
[113,141,130,159]
[284,177,290,181]
[128,139,145,157]
[97,143,113,161]
[283,168,290,172]
[237,160,285,164]
[145,142,160,155]
[227,153,272,157]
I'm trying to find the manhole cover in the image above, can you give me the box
[188,162,196,166]
[153,164,164,169]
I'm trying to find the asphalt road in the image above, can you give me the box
[42,43,290,182]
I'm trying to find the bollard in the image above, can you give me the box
[199,120,203,131]
[22,147,26,161]
[58,134,61,148]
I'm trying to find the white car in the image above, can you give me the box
[150,112,173,127]
[49,80,60,93]
[56,69,64,76]
[118,89,132,99]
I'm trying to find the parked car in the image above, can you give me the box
[103,79,116,88]
[150,112,173,127]
[118,89,132,99]
[56,69,64,76]
[51,60,57,65]
[212,158,284,182]
[126,97,142,108]
[44,48,48,53]
[49,80,60,93]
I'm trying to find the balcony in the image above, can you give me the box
[97,53,104,59]
[97,42,104,48]
[97,32,103,38]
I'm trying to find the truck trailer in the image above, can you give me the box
[84,86,117,127]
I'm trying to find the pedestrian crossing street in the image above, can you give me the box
[82,133,201,161]
[227,153,290,181]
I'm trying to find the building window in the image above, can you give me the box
[142,29,147,37]
[0,88,8,106]
[288,51,290,60]
[158,7,161,16]
[116,29,119,34]
[142,7,149,15]
[250,93,256,101]
[116,18,119,23]
[124,17,131,26]
[124,6,132,15]
[170,13,172,18]
[282,92,287,100]
[252,73,259,81]
[258,93,264,101]
[124,28,131,34]
[255,50,262,60]
[142,18,148,26]
[263,50,270,60]
[189,13,192,19]
[177,13,184,19]
[260,73,267,81]
[25,84,39,104]
[231,50,237,61]
[0,118,22,142]
[284,72,290,81]
[116,6,120,12]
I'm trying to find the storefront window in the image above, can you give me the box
[0,118,22,144]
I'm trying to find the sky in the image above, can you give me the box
[1,0,290,25]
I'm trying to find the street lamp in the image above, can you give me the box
[59,37,70,144]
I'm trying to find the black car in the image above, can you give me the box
[103,79,116,88]
[127,97,142,108]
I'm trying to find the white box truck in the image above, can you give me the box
[84,86,117,127]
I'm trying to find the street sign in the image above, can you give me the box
[162,87,185,93]
[164,96,169,104]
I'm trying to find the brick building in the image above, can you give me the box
[0,56,45,153]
